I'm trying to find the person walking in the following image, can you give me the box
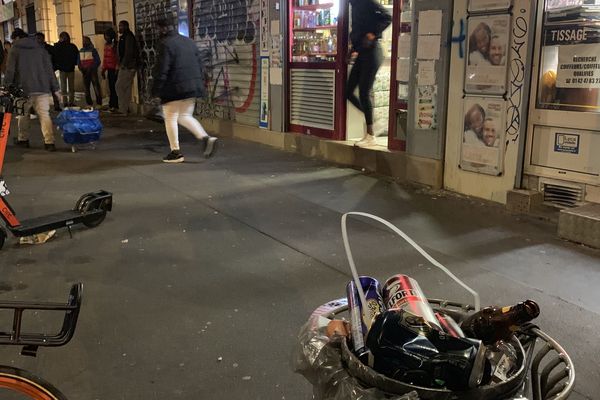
[115,20,140,115]
[346,0,391,147]
[152,18,217,163]
[35,32,61,111]
[101,28,119,112]
[54,32,79,107]
[5,29,60,151]
[78,36,102,108]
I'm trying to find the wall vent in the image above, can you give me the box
[540,180,585,208]
[290,69,335,131]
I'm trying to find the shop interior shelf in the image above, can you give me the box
[294,3,334,11]
[293,25,337,31]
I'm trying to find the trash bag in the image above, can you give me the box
[55,109,103,144]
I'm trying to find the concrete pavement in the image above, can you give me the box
[0,116,598,399]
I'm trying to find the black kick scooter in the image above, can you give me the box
[0,87,113,250]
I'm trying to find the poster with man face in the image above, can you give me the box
[465,14,510,95]
[460,96,506,175]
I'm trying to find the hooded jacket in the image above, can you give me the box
[4,37,59,95]
[53,40,80,72]
[151,30,205,103]
[349,0,392,51]
[79,43,101,70]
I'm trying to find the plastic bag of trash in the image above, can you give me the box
[55,109,103,144]
[292,298,420,400]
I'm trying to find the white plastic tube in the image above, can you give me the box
[341,212,480,314]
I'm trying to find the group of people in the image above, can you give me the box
[4,18,218,162]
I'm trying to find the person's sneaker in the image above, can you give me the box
[45,143,56,152]
[163,150,184,163]
[204,137,218,158]
[354,134,376,147]
[14,139,30,148]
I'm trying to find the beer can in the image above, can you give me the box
[346,276,385,353]
[382,274,442,331]
[435,312,465,338]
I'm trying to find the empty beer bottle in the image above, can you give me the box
[460,300,540,344]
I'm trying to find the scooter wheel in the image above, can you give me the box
[82,200,107,228]
[0,228,6,250]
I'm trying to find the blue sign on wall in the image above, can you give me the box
[554,132,580,154]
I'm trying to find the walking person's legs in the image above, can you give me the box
[32,94,55,150]
[177,98,218,158]
[355,45,383,147]
[346,61,362,112]
[162,100,184,163]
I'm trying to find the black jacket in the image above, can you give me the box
[349,0,392,51]
[152,31,205,103]
[53,41,79,72]
[118,30,140,69]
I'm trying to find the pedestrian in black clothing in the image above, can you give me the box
[346,0,391,147]
[54,32,79,107]
[35,32,61,111]
[101,28,119,111]
[152,18,217,163]
[115,20,140,115]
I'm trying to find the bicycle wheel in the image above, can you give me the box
[0,366,67,400]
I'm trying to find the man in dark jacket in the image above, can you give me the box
[115,20,140,115]
[5,29,60,151]
[152,18,217,163]
[35,32,61,111]
[53,32,79,107]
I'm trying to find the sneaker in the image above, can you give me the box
[14,139,30,148]
[163,150,184,163]
[204,137,218,158]
[354,134,376,147]
[45,143,56,152]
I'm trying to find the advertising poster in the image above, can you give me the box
[468,0,512,12]
[465,14,510,94]
[259,57,269,128]
[460,96,506,174]
[415,85,437,130]
[546,0,583,10]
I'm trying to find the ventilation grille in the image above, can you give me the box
[290,69,335,130]
[542,182,584,208]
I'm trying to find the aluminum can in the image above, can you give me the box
[346,276,385,353]
[382,274,442,331]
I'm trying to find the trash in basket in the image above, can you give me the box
[55,109,103,145]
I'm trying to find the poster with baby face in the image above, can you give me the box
[465,14,510,95]
[460,96,506,175]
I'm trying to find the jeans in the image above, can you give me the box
[107,69,118,109]
[16,94,54,144]
[82,68,102,106]
[115,68,136,114]
[162,98,209,151]
[346,43,383,126]
[59,71,75,105]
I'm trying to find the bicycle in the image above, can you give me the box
[0,283,82,399]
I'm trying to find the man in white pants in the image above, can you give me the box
[152,18,217,163]
[5,29,60,151]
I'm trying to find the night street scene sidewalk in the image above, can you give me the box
[0,116,598,400]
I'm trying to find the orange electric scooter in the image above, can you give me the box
[0,87,112,250]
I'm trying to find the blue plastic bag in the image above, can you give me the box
[55,109,103,144]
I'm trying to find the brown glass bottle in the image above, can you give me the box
[460,300,540,344]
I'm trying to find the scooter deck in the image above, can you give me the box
[9,209,103,237]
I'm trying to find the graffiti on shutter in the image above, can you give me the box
[193,0,261,126]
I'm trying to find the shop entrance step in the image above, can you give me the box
[558,203,600,249]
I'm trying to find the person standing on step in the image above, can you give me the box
[101,28,119,112]
[114,20,140,115]
[346,0,391,147]
[78,36,102,108]
[152,17,218,163]
[5,29,60,151]
[54,32,79,107]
